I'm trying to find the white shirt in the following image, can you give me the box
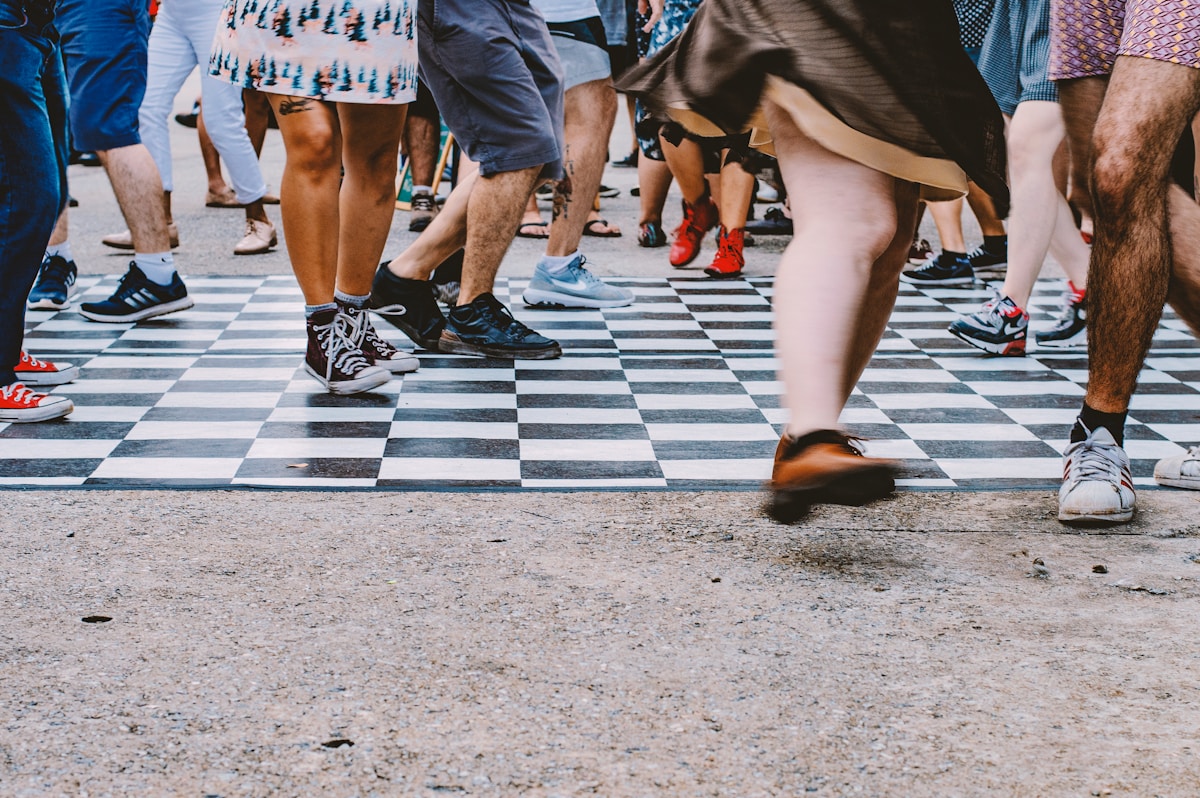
[531,0,601,24]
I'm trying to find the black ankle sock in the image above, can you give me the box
[1071,402,1127,445]
[983,234,1007,253]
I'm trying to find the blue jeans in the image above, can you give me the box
[0,0,67,386]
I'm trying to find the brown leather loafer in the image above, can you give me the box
[765,430,897,523]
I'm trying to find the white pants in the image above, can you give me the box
[138,0,266,204]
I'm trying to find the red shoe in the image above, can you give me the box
[668,194,718,267]
[0,382,74,423]
[704,226,745,279]
[15,351,79,386]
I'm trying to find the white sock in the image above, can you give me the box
[45,241,73,262]
[134,252,177,286]
[539,252,578,275]
[413,185,432,197]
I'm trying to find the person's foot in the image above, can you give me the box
[0,382,73,423]
[441,293,562,359]
[744,206,793,236]
[1155,445,1200,490]
[205,187,240,207]
[704,225,745,279]
[516,219,550,239]
[900,251,974,286]
[70,150,101,167]
[233,218,277,255]
[174,101,200,128]
[968,241,1007,277]
[1058,425,1135,525]
[1034,282,1086,349]
[27,253,77,310]
[304,308,391,395]
[15,351,78,386]
[338,302,419,374]
[409,192,437,232]
[907,237,933,264]
[766,430,897,523]
[598,185,620,199]
[582,218,622,238]
[948,295,1028,356]
[79,263,194,323]
[101,223,180,251]
[368,263,446,350]
[522,254,635,309]
[637,221,667,248]
[669,194,719,267]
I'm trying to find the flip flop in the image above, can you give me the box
[516,220,550,239]
[583,218,622,238]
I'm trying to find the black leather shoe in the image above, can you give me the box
[745,206,793,236]
[440,292,561,359]
[369,262,445,350]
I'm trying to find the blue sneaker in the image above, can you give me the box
[900,251,974,286]
[522,254,634,309]
[79,263,194,323]
[27,254,77,310]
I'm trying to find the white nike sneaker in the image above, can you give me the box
[1058,425,1136,525]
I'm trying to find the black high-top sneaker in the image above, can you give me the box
[305,308,391,394]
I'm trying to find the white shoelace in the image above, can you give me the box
[1,383,43,406]
[1067,438,1126,482]
[317,312,373,383]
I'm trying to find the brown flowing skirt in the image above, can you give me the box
[618,0,1010,213]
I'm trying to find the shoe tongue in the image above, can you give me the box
[1088,425,1118,446]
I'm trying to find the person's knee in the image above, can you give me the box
[286,127,339,175]
[1091,132,1143,220]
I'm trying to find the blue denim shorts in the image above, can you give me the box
[56,0,149,152]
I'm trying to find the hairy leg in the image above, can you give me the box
[97,143,171,253]
[403,110,440,188]
[265,95,341,306]
[1087,56,1200,412]
[547,78,617,257]
[1058,76,1109,237]
[761,100,907,437]
[459,165,543,304]
[336,103,407,296]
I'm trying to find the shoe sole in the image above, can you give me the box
[439,331,562,360]
[27,297,72,311]
[79,296,195,323]
[765,465,896,524]
[369,306,444,350]
[899,276,976,287]
[1057,508,1135,525]
[16,364,80,386]
[234,235,278,256]
[304,363,392,395]
[0,398,74,423]
[374,356,420,374]
[703,269,743,280]
[1154,476,1200,490]
[101,238,181,251]
[521,288,634,309]
[948,326,1026,356]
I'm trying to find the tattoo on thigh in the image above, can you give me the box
[279,98,315,116]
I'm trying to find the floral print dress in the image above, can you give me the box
[209,0,417,104]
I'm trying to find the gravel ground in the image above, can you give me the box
[3,489,1200,796]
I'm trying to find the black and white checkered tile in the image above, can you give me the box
[11,274,1200,489]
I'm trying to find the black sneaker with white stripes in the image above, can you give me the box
[79,263,194,323]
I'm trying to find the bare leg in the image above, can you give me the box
[965,182,1006,237]
[96,144,171,253]
[718,158,755,230]
[928,198,966,252]
[761,100,912,437]
[386,164,479,280]
[1087,57,1200,413]
[404,111,440,188]
[547,79,616,257]
[459,165,543,304]
[998,101,1089,309]
[661,136,707,204]
[243,88,271,157]
[47,208,68,248]
[1058,76,1109,239]
[265,95,341,305]
[637,156,673,225]
[334,103,407,296]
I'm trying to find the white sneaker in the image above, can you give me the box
[1058,425,1136,524]
[1154,446,1200,490]
[233,218,277,255]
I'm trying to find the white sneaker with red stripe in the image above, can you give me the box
[0,382,74,423]
[1058,425,1135,525]
[15,351,79,386]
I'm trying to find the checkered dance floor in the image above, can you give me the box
[11,274,1200,490]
